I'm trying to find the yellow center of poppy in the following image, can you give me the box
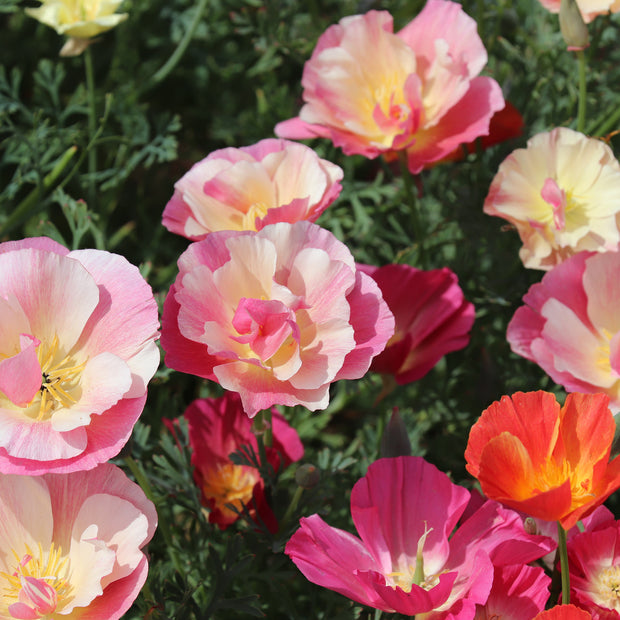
[32,336,86,421]
[242,201,270,230]
[0,543,73,619]
[530,457,594,507]
[387,523,442,593]
[202,463,259,519]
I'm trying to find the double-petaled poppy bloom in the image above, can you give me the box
[0,237,160,475]
[183,393,303,531]
[465,391,620,530]
[484,128,620,270]
[162,139,343,241]
[161,221,394,417]
[275,1,504,174]
[0,463,157,620]
[507,251,620,412]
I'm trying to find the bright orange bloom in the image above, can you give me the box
[533,604,592,619]
[465,391,620,530]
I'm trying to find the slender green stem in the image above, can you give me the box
[1,145,77,236]
[84,46,97,211]
[148,0,209,89]
[576,50,587,133]
[397,150,426,268]
[557,521,570,604]
[588,100,620,137]
[124,456,185,575]
[278,485,304,533]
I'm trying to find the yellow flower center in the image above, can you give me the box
[530,457,594,507]
[33,335,86,421]
[386,523,444,593]
[202,463,259,519]
[592,565,620,610]
[241,202,270,230]
[0,543,73,619]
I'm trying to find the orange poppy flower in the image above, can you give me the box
[533,604,592,619]
[465,391,620,530]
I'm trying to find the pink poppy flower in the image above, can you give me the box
[568,519,620,618]
[0,462,157,620]
[0,237,159,475]
[537,0,619,23]
[473,564,550,619]
[286,456,554,617]
[358,264,474,384]
[507,252,620,411]
[275,1,504,174]
[484,128,620,270]
[161,221,394,416]
[162,138,343,241]
[183,392,303,531]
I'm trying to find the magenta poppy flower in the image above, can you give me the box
[359,263,474,384]
[275,1,504,174]
[507,251,620,412]
[286,456,553,617]
[0,237,160,475]
[161,221,394,416]
[184,392,303,531]
[0,463,157,619]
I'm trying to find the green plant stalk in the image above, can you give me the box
[149,0,210,88]
[124,456,185,575]
[1,145,77,236]
[557,521,570,604]
[588,103,620,137]
[397,150,426,268]
[84,46,98,212]
[278,485,304,533]
[576,50,586,133]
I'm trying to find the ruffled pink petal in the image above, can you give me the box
[334,271,395,381]
[404,76,505,173]
[213,361,330,416]
[397,0,487,78]
[161,283,220,380]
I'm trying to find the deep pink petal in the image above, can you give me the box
[351,457,470,575]
[286,514,385,609]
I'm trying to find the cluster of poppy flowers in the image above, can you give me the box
[11,0,620,617]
